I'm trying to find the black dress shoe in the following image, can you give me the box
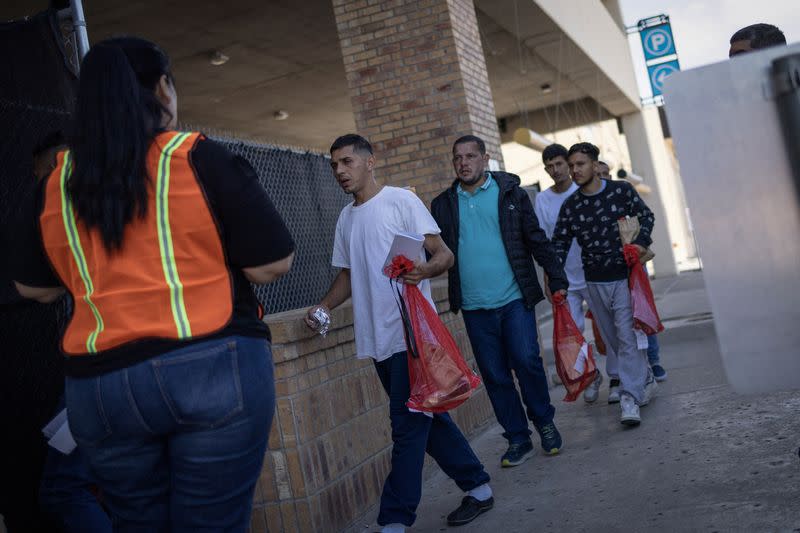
[446,495,494,526]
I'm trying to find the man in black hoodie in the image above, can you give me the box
[431,135,568,467]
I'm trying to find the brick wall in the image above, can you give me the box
[250,280,494,532]
[332,0,504,204]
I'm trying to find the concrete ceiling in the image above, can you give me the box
[3,0,355,150]
[2,0,636,150]
[475,0,639,118]
[476,9,587,120]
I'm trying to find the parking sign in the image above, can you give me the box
[647,60,680,96]
[640,23,677,61]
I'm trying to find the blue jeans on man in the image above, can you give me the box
[461,299,555,445]
[373,352,491,527]
[642,264,664,371]
[65,336,274,533]
[647,334,660,365]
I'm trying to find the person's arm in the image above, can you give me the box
[551,201,574,268]
[305,208,352,329]
[626,183,655,258]
[533,194,550,239]
[9,178,65,303]
[192,138,295,284]
[534,194,555,302]
[304,268,352,328]
[400,234,454,285]
[242,252,295,284]
[519,191,568,295]
[14,282,64,304]
[396,190,453,285]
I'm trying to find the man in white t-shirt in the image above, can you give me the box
[305,134,493,533]
[534,143,604,403]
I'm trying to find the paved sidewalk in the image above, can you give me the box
[355,271,800,532]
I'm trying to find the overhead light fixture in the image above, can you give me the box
[540,83,553,94]
[513,128,554,152]
[273,110,289,121]
[616,168,643,184]
[210,50,229,66]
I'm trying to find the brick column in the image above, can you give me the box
[333,0,504,203]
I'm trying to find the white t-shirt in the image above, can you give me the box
[534,183,586,290]
[332,186,440,361]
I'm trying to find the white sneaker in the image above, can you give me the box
[608,378,621,404]
[620,394,641,426]
[583,370,603,403]
[640,372,658,407]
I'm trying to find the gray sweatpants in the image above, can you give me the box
[566,287,591,334]
[586,280,650,404]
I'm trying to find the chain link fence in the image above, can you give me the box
[208,135,349,315]
[0,8,75,408]
[0,11,76,525]
[0,10,77,306]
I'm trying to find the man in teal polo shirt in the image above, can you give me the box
[432,135,569,467]
[457,176,523,308]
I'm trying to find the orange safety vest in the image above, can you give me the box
[39,131,233,356]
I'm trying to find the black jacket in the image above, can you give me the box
[431,171,568,313]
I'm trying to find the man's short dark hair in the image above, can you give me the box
[542,143,568,163]
[453,135,486,155]
[730,23,786,49]
[330,133,373,155]
[567,142,600,161]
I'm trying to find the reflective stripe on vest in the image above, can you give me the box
[157,132,193,338]
[40,132,233,356]
[59,151,104,353]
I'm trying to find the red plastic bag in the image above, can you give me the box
[623,245,664,335]
[384,256,481,413]
[585,310,607,355]
[553,293,597,401]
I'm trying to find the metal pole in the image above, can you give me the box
[69,0,90,60]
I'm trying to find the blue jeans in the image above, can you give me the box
[65,336,274,533]
[462,299,555,445]
[647,334,661,365]
[373,352,490,527]
[39,397,112,533]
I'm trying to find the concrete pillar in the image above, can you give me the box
[332,0,504,203]
[621,107,679,277]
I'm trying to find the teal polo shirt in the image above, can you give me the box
[457,174,523,310]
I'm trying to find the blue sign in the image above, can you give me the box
[640,23,676,61]
[647,60,680,96]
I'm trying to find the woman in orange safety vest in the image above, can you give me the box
[11,36,295,532]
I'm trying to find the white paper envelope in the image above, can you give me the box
[42,408,68,439]
[383,232,424,276]
[573,341,590,374]
[48,420,78,454]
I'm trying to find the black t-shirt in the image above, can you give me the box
[552,179,654,282]
[10,137,294,377]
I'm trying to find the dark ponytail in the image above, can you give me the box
[68,37,173,251]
